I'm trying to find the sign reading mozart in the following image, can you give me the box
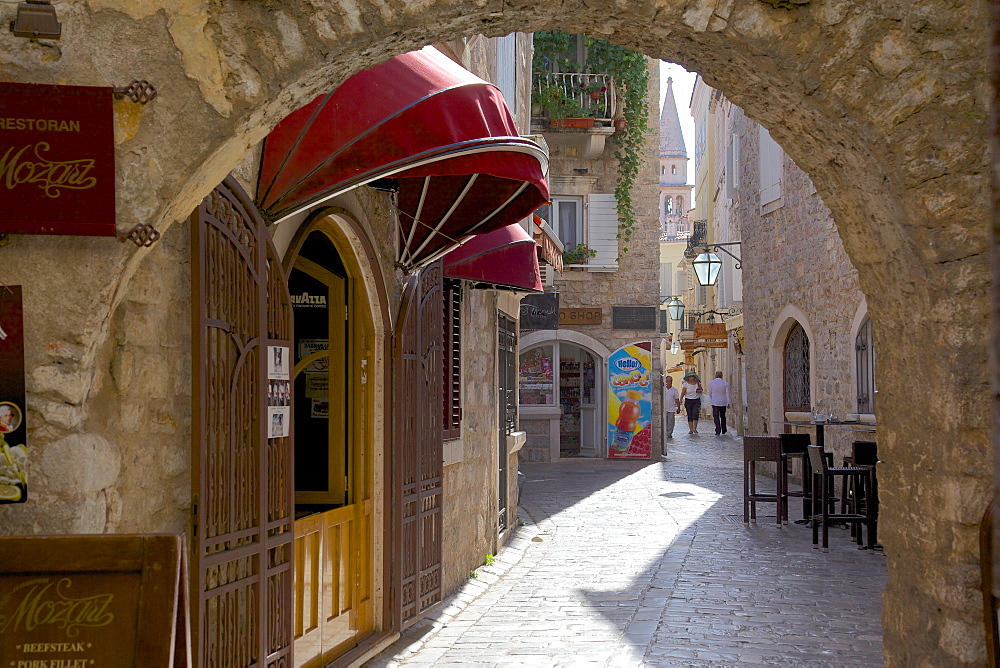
[0,534,190,667]
[0,83,116,236]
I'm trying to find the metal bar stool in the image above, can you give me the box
[743,436,783,526]
[808,444,875,550]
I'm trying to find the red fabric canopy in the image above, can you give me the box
[257,46,549,271]
[443,223,543,292]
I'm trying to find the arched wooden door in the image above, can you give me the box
[393,265,444,628]
[783,323,811,415]
[192,176,294,667]
[287,226,374,666]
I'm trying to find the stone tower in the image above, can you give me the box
[659,77,694,238]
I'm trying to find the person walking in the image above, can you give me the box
[662,374,681,449]
[708,370,732,435]
[679,372,704,435]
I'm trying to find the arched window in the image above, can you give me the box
[671,164,677,175]
[661,165,665,175]
[676,196,684,213]
[783,323,810,412]
[855,316,876,412]
[664,198,673,215]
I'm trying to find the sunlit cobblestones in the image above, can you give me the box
[369,432,886,666]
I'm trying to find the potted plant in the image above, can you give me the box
[582,79,607,100]
[563,244,597,265]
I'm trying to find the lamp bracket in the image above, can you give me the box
[701,242,742,269]
[113,80,158,105]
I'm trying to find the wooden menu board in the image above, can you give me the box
[0,534,190,668]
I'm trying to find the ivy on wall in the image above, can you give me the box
[532,31,651,256]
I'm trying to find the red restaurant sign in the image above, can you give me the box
[0,83,115,236]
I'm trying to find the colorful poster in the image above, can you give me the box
[607,341,652,459]
[0,286,27,503]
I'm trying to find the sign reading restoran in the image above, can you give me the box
[0,83,116,236]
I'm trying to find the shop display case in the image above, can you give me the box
[519,345,554,405]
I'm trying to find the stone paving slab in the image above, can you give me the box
[366,431,886,666]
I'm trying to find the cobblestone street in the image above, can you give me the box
[368,430,887,666]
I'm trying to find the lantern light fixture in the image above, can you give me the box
[666,297,685,322]
[10,0,61,40]
[692,251,722,287]
[685,241,742,287]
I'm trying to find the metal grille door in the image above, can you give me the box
[192,176,294,667]
[783,323,811,413]
[393,265,444,628]
[855,316,875,413]
[497,313,516,536]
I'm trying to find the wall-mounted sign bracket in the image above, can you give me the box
[118,223,161,247]
[113,80,157,105]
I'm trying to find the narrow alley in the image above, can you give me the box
[369,432,886,666]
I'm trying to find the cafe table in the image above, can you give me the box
[773,419,876,451]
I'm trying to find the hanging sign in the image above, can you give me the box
[519,293,558,331]
[0,287,26,504]
[607,341,652,459]
[0,83,116,236]
[694,323,727,339]
[0,534,190,667]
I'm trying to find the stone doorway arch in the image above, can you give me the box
[2,2,989,664]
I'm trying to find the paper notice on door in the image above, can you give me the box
[304,373,328,399]
[298,339,329,372]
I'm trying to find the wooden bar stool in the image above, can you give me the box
[778,432,811,523]
[743,436,783,526]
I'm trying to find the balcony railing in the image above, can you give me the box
[534,72,618,122]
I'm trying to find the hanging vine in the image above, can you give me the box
[532,32,651,256]
[584,38,650,256]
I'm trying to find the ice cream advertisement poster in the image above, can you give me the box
[607,341,652,459]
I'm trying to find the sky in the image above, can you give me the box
[659,61,697,188]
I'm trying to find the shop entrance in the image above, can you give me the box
[519,342,601,458]
[286,223,375,667]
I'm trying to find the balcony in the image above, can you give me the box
[532,73,618,159]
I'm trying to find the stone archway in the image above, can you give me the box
[0,2,989,664]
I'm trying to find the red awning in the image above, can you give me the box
[443,223,543,292]
[257,46,549,271]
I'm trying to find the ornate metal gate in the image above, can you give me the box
[392,266,444,628]
[192,176,294,667]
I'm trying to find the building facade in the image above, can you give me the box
[518,35,662,462]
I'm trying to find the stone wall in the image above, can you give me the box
[732,105,867,463]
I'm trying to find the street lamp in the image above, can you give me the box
[692,251,722,286]
[666,297,685,322]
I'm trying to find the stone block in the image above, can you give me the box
[37,433,120,495]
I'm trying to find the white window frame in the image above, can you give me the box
[538,198,583,251]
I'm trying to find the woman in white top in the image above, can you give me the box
[678,372,704,434]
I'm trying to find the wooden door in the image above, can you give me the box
[287,229,374,666]
[192,176,294,667]
[393,265,444,628]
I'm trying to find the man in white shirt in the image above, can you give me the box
[708,371,732,436]
[662,374,681,449]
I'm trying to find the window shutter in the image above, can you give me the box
[759,125,782,206]
[586,193,618,271]
[443,278,463,440]
[660,262,672,297]
[495,34,517,112]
